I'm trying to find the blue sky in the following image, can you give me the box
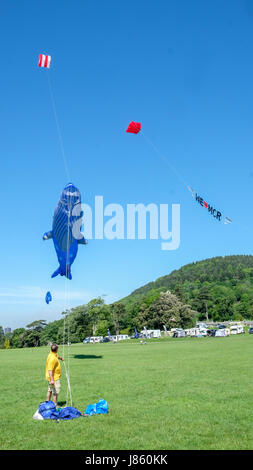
[1,0,253,329]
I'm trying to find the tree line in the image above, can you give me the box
[0,291,197,348]
[2,255,253,348]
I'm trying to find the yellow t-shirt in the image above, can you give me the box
[45,351,61,381]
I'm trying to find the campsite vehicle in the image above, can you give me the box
[196,322,208,329]
[100,337,110,343]
[117,334,130,341]
[230,326,238,335]
[230,325,244,335]
[90,336,103,343]
[248,327,253,334]
[230,326,241,335]
[169,328,178,337]
[189,328,197,337]
[215,329,226,337]
[184,329,192,336]
[109,335,130,342]
[218,324,226,329]
[173,330,186,338]
[141,329,161,339]
[83,337,90,343]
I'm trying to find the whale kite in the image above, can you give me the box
[43,183,87,280]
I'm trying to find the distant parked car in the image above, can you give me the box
[196,323,208,329]
[218,324,226,329]
[100,337,110,343]
[83,337,90,343]
[249,327,253,334]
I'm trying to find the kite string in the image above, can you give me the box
[46,70,71,181]
[140,130,190,190]
[61,193,73,407]
[140,129,234,223]
[64,196,73,406]
[42,63,73,404]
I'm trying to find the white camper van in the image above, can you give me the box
[90,336,103,343]
[141,329,161,338]
[117,335,130,341]
[230,326,238,335]
[230,325,245,335]
[237,325,245,334]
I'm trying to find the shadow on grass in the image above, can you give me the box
[72,354,103,359]
[58,400,67,406]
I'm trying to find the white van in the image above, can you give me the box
[230,326,239,335]
[117,334,130,341]
[237,325,245,334]
[189,328,197,337]
[141,329,161,338]
[90,336,103,343]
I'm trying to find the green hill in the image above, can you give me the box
[122,255,253,323]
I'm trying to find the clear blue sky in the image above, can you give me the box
[1,0,253,330]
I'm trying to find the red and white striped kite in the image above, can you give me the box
[38,54,51,68]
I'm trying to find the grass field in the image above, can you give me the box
[1,334,253,450]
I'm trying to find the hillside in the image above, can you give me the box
[122,255,253,322]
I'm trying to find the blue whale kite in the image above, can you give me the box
[43,183,88,280]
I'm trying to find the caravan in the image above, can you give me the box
[117,335,130,341]
[230,326,240,335]
[141,329,161,339]
[90,336,103,343]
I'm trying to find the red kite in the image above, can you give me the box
[126,121,141,134]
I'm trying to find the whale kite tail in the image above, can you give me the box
[51,266,72,280]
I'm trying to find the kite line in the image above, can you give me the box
[126,121,232,225]
[39,53,73,405]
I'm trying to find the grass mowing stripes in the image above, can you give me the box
[0,335,253,450]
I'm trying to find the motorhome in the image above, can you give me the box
[90,336,103,343]
[117,334,130,341]
[230,326,242,335]
[141,329,161,338]
[110,335,130,342]
[237,325,245,334]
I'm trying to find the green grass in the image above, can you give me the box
[1,335,253,450]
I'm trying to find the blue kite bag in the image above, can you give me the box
[38,401,82,420]
[58,407,82,420]
[38,401,57,419]
[85,399,108,416]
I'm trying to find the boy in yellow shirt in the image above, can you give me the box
[45,343,64,406]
